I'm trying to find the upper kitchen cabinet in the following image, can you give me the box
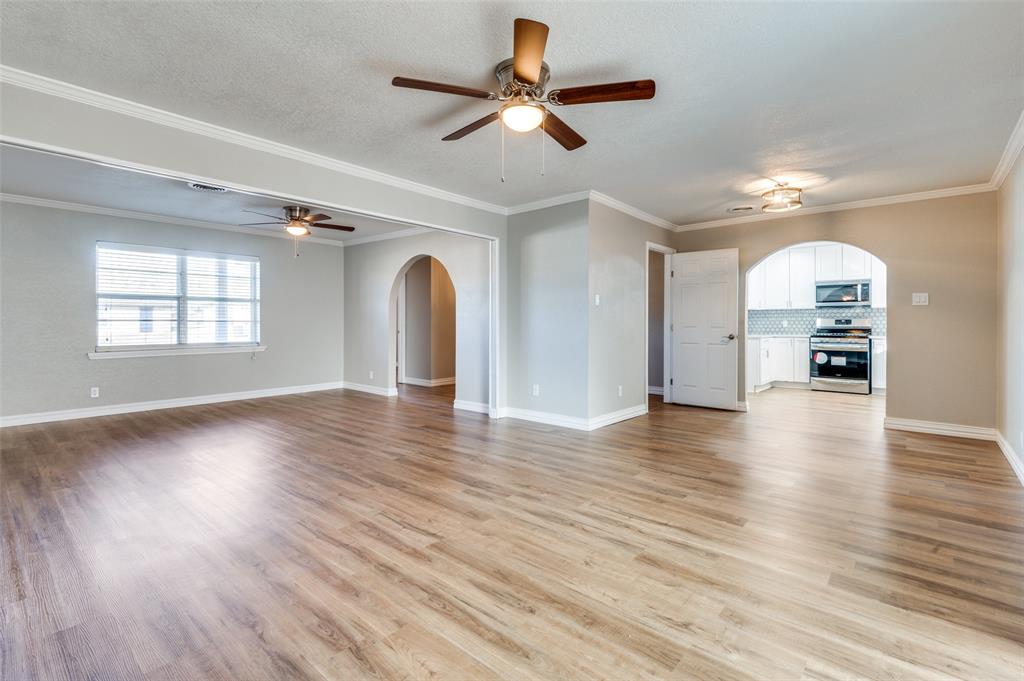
[789,246,816,309]
[764,250,790,309]
[842,245,871,280]
[871,256,887,308]
[815,244,843,281]
[747,261,767,310]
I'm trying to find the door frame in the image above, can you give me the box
[645,242,676,404]
[667,247,742,411]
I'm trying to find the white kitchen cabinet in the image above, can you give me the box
[842,244,871,280]
[747,263,767,310]
[815,244,843,281]
[745,338,760,393]
[793,338,810,383]
[764,250,790,309]
[759,341,772,385]
[871,255,887,308]
[872,338,887,389]
[788,246,816,309]
[770,338,795,382]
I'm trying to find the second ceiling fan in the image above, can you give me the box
[393,18,655,151]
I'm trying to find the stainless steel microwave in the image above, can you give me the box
[816,280,871,307]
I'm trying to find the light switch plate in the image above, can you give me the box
[912,292,929,306]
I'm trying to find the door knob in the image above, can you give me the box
[722,333,736,341]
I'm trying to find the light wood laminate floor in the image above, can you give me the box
[2,386,1022,680]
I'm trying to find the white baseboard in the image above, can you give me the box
[735,401,748,412]
[504,404,647,431]
[884,417,998,441]
[0,381,345,427]
[402,376,456,387]
[996,431,1024,488]
[342,382,398,397]
[647,385,664,396]
[453,399,488,414]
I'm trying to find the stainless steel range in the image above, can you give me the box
[810,318,872,394]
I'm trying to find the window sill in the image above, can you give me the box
[87,345,267,360]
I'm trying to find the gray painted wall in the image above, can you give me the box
[0,201,344,417]
[672,192,998,428]
[648,251,664,388]
[344,230,489,406]
[402,256,456,382]
[507,200,590,417]
[997,151,1023,464]
[587,201,672,417]
[403,257,433,381]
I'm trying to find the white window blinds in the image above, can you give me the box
[96,243,260,350]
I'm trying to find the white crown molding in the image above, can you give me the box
[991,108,1024,189]
[0,381,343,427]
[996,431,1024,488]
[674,183,995,232]
[0,192,348,247]
[589,191,678,230]
[0,65,507,216]
[884,417,998,441]
[341,226,432,247]
[506,191,592,215]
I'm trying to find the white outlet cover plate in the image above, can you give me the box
[912,292,929,306]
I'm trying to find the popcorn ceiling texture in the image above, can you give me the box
[747,307,886,336]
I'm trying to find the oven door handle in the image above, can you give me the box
[813,377,868,385]
[810,343,869,352]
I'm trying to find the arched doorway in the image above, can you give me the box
[744,241,887,411]
[389,254,457,405]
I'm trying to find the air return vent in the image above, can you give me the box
[186,181,228,193]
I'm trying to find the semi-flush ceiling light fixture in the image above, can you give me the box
[761,184,803,213]
[500,97,546,132]
[285,222,311,237]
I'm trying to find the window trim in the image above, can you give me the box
[95,241,261,353]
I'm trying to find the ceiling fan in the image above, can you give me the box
[240,206,355,237]
[392,18,655,151]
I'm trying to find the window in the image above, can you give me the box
[95,242,260,351]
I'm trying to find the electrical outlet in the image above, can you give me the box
[594,294,601,306]
[912,292,929,306]
[532,384,540,397]
[89,387,99,398]
[369,370,374,380]
[617,385,623,397]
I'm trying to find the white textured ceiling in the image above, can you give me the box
[1,1,1022,226]
[0,145,414,243]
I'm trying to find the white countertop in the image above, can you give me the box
[747,334,809,339]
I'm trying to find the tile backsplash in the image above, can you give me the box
[747,307,887,336]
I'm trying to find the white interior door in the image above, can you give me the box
[670,249,739,410]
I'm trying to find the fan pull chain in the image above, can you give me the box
[293,235,299,258]
[541,112,546,177]
[500,118,506,183]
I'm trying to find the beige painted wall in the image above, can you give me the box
[672,192,998,428]
[430,258,456,380]
[997,150,1023,466]
[403,257,433,381]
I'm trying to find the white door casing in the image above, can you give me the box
[670,249,739,410]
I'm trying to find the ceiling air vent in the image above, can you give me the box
[186,181,228,193]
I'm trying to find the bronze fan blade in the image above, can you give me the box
[549,80,656,106]
[243,209,286,220]
[310,223,355,232]
[513,18,549,84]
[442,112,500,141]
[240,221,284,226]
[392,77,494,99]
[303,213,330,223]
[543,110,586,151]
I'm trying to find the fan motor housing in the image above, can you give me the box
[495,58,550,98]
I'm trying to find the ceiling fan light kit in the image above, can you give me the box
[761,185,803,213]
[391,18,655,179]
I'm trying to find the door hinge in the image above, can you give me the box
[670,378,673,386]
[670,323,674,332]
[671,270,674,277]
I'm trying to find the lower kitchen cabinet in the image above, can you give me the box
[748,337,812,388]
[872,338,887,389]
[793,338,810,383]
